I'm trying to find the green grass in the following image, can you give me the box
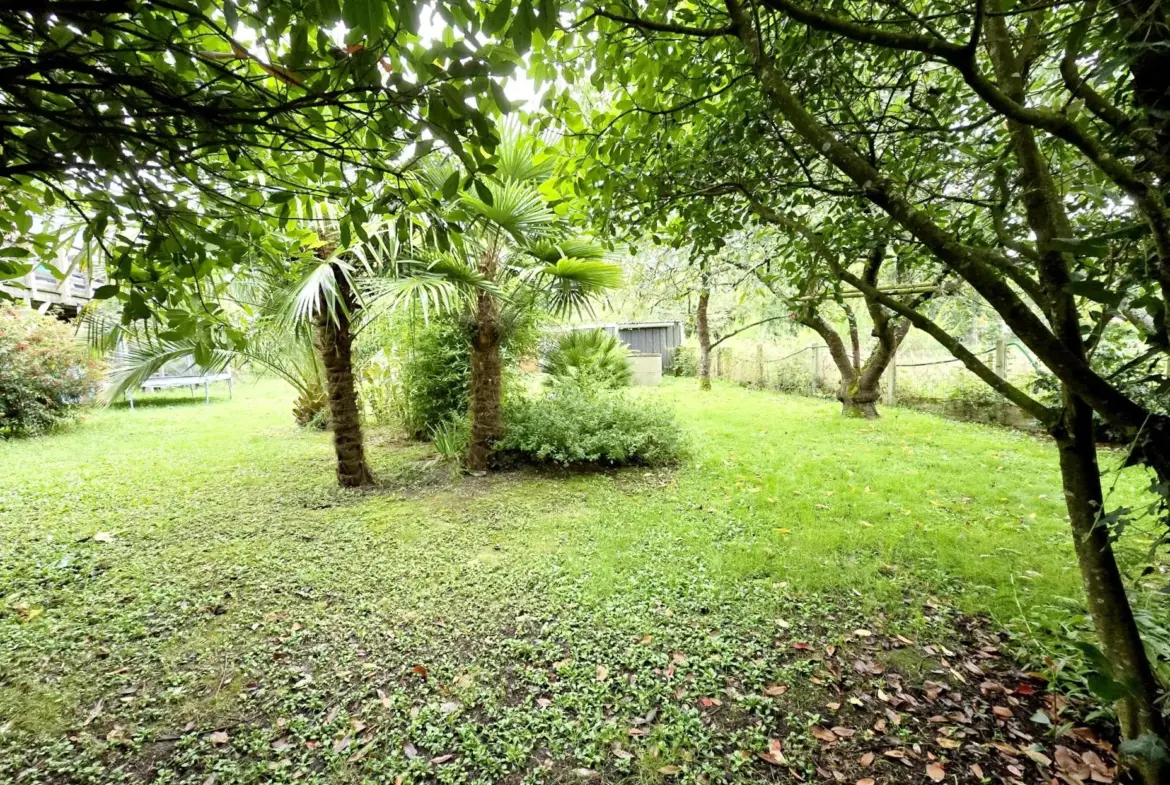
[0,378,1160,784]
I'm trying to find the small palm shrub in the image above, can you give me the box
[1,306,105,437]
[496,387,685,467]
[542,329,631,390]
[430,416,470,460]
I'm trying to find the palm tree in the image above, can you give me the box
[101,217,483,488]
[416,129,622,471]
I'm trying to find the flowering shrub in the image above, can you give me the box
[0,306,105,437]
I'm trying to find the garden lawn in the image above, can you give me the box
[0,378,1157,784]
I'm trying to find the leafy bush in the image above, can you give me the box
[943,375,1011,422]
[375,311,540,439]
[497,387,686,467]
[359,350,397,427]
[389,315,474,438]
[542,329,631,390]
[1,306,105,437]
[670,345,699,377]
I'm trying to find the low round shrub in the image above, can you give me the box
[1,306,105,437]
[542,329,631,390]
[497,387,686,467]
[670,345,699,377]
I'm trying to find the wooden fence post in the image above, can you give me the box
[995,337,1007,377]
[885,350,897,406]
[810,345,820,396]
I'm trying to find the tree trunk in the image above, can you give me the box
[839,380,879,418]
[314,264,374,488]
[1055,393,1170,784]
[697,284,712,391]
[466,287,502,472]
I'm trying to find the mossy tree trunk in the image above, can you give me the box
[1055,393,1170,785]
[797,244,911,419]
[697,281,712,391]
[314,262,374,488]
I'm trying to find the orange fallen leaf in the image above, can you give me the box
[811,726,837,743]
[757,739,786,766]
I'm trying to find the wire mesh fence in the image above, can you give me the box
[707,337,1041,427]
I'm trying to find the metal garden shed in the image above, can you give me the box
[563,321,685,369]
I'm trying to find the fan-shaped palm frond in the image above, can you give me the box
[102,338,235,403]
[413,155,462,195]
[274,257,358,334]
[103,331,328,412]
[460,179,555,243]
[528,258,623,317]
[495,136,554,185]
[524,237,611,264]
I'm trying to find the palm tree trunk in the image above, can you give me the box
[466,288,502,472]
[314,265,374,488]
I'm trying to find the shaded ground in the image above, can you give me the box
[0,379,1156,784]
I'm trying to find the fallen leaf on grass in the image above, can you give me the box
[658,765,682,775]
[596,664,609,682]
[811,726,837,743]
[856,779,875,785]
[757,739,786,766]
[859,752,874,768]
[926,762,945,782]
[208,730,229,745]
[764,684,788,697]
[92,532,116,543]
[411,665,428,679]
[430,754,454,764]
[831,727,855,738]
[992,705,1013,718]
[83,699,103,727]
[936,737,961,750]
[403,741,418,759]
[1023,748,1051,766]
[349,738,377,763]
